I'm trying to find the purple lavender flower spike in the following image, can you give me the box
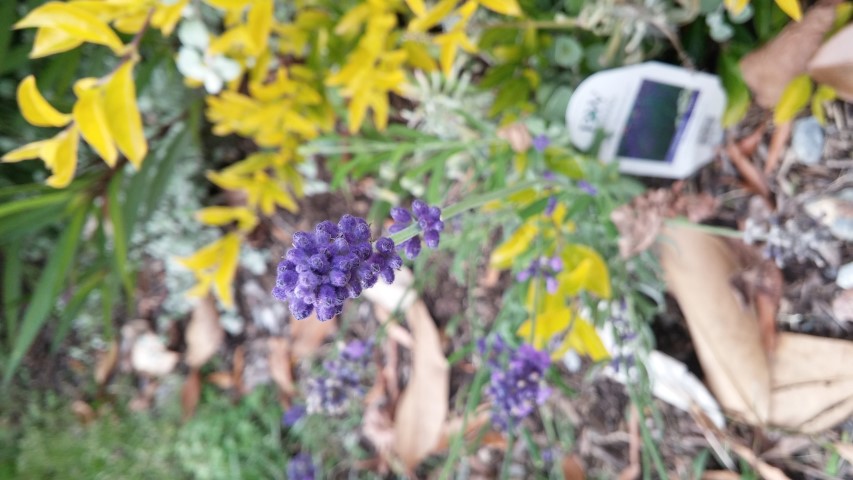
[287,453,316,480]
[282,404,307,427]
[485,341,551,432]
[306,340,372,415]
[273,216,402,321]
[577,180,598,196]
[533,135,550,153]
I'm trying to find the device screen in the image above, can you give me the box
[616,80,699,163]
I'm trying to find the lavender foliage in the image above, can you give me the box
[272,215,402,321]
[305,340,372,416]
[480,338,552,431]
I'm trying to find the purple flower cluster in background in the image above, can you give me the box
[272,215,402,321]
[305,340,371,415]
[517,256,563,293]
[286,452,316,480]
[389,200,444,259]
[479,336,552,431]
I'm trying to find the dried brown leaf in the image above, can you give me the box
[832,289,853,323]
[268,337,295,397]
[701,471,742,480]
[729,443,792,480]
[659,225,771,425]
[71,400,95,425]
[740,0,841,107]
[726,142,771,200]
[131,332,180,377]
[562,455,587,480]
[185,296,223,368]
[497,122,533,153]
[769,332,853,432]
[290,314,336,360]
[808,25,853,102]
[432,406,492,453]
[393,300,449,471]
[362,400,396,475]
[232,345,245,395]
[182,368,202,421]
[737,125,767,157]
[94,340,119,386]
[206,371,235,390]
[765,122,792,174]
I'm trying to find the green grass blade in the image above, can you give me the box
[0,205,70,244]
[50,269,106,353]
[0,191,72,219]
[2,240,23,350]
[3,204,88,384]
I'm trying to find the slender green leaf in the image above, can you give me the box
[0,205,70,243]
[141,125,191,221]
[0,1,17,75]
[3,240,23,350]
[107,170,134,302]
[0,191,72,219]
[426,158,446,205]
[3,203,88,384]
[402,147,464,182]
[51,269,106,353]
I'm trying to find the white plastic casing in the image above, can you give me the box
[566,62,726,179]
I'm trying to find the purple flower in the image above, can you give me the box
[282,405,307,427]
[287,453,316,480]
[485,341,552,431]
[533,135,550,153]
[273,215,402,321]
[516,255,563,292]
[576,180,598,196]
[305,340,372,415]
[389,199,444,260]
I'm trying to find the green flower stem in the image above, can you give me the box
[387,179,549,245]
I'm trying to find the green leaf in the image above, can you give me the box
[0,203,70,243]
[51,269,105,353]
[774,74,812,124]
[402,147,464,183]
[719,53,751,127]
[810,84,837,125]
[490,77,531,116]
[4,203,88,384]
[0,191,72,219]
[426,158,447,205]
[553,36,583,68]
[140,123,192,224]
[3,240,23,350]
[107,170,134,304]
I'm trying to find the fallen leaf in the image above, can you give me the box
[729,443,792,480]
[290,314,336,360]
[769,332,853,433]
[617,406,639,480]
[808,24,853,101]
[661,225,853,433]
[432,406,492,453]
[185,296,224,368]
[131,332,180,377]
[268,336,295,397]
[393,300,449,471]
[740,0,841,107]
[363,267,417,313]
[832,289,853,323]
[726,142,771,200]
[497,122,533,153]
[362,400,396,475]
[765,122,792,174]
[834,442,853,464]
[94,340,119,386]
[206,371,235,389]
[659,225,771,425]
[563,455,587,480]
[182,368,202,421]
[71,400,95,425]
[737,125,767,157]
[232,345,245,395]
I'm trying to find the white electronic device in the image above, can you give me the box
[566,62,726,179]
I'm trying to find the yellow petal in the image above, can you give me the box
[478,0,522,16]
[177,237,225,271]
[17,76,71,127]
[408,0,456,33]
[774,74,812,124]
[73,83,118,166]
[723,0,750,16]
[1,139,52,163]
[43,126,80,188]
[554,316,609,361]
[30,27,84,59]
[247,0,273,56]
[212,233,240,308]
[559,244,611,299]
[152,0,189,36]
[405,0,426,16]
[104,62,148,168]
[196,206,259,232]
[347,92,369,134]
[202,0,252,10]
[489,223,537,269]
[774,0,802,21]
[15,1,125,55]
[402,40,437,71]
[811,85,837,125]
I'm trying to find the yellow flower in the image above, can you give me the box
[177,233,241,308]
